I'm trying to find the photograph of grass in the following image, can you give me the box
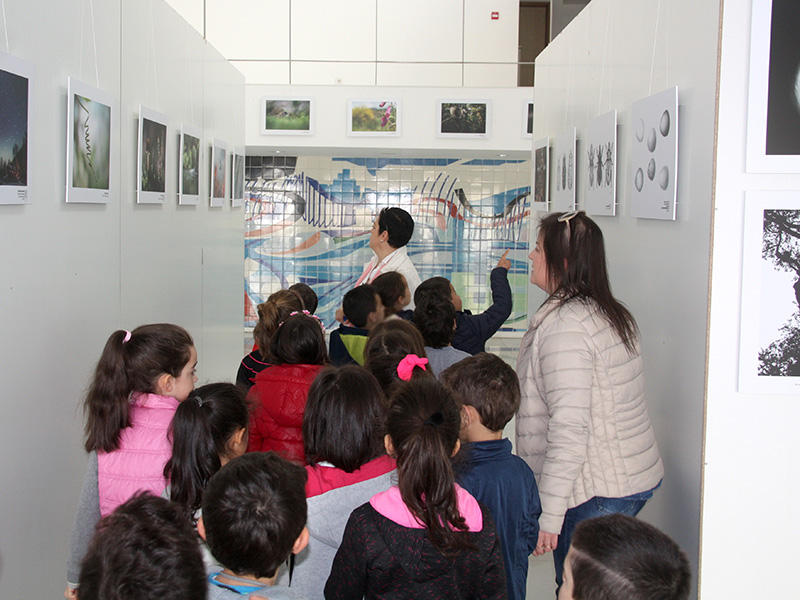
[210,139,226,206]
[261,99,313,134]
[179,124,200,205]
[438,101,490,137]
[0,52,31,204]
[67,77,113,203]
[348,100,399,136]
[137,106,168,204]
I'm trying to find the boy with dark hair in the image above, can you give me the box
[413,292,470,377]
[289,282,318,314]
[199,452,309,599]
[441,353,541,600]
[78,492,206,600]
[329,284,385,366]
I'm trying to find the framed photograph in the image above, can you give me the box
[347,100,400,137]
[437,100,490,138]
[210,138,226,207]
[523,101,534,138]
[0,52,32,205]
[231,149,244,208]
[630,86,678,221]
[66,77,114,203]
[584,110,617,217]
[739,191,800,393]
[532,137,549,206]
[137,106,168,204]
[746,0,800,172]
[261,98,313,135]
[179,123,201,205]
[551,127,576,211]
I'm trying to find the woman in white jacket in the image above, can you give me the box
[516,211,663,590]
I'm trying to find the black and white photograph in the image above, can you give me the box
[584,110,617,217]
[739,192,800,393]
[0,52,32,205]
[533,137,549,206]
[551,127,576,212]
[137,106,168,204]
[630,86,678,220]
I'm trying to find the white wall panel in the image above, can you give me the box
[291,0,376,62]
[376,63,463,87]
[291,61,376,85]
[377,0,463,62]
[206,0,290,60]
[164,0,204,35]
[231,60,291,85]
[464,63,518,87]
[464,0,519,63]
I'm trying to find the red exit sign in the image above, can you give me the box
[491,11,499,20]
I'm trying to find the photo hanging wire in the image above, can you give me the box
[146,0,160,110]
[598,0,612,116]
[1,0,9,54]
[648,0,662,96]
[564,38,574,131]
[89,0,100,87]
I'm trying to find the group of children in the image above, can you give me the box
[67,272,691,599]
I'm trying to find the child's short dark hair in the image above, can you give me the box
[268,312,328,365]
[202,452,308,579]
[378,207,414,248]
[372,272,407,317]
[304,365,387,472]
[289,283,318,314]
[343,285,379,328]
[413,276,451,307]
[440,353,520,431]
[414,294,456,348]
[78,492,206,600]
[570,514,692,600]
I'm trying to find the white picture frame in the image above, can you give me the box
[584,110,617,217]
[0,52,33,205]
[179,123,201,206]
[630,86,678,221]
[210,138,227,207]
[739,191,800,393]
[66,77,114,204]
[551,127,576,212]
[532,137,549,207]
[137,105,168,204]
[746,0,800,173]
[261,98,314,136]
[437,100,491,138]
[347,99,401,137]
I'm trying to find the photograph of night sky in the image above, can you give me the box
[0,67,28,186]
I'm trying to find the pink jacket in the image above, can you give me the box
[97,393,179,516]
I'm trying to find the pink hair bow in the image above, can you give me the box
[397,354,428,381]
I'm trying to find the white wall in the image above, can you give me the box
[529,0,720,597]
[0,0,244,597]
[246,85,534,156]
[702,1,800,598]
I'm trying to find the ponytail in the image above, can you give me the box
[253,290,303,352]
[164,383,248,521]
[387,378,476,558]
[83,324,194,453]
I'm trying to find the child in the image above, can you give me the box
[329,284,385,366]
[561,514,691,600]
[363,319,431,395]
[78,492,206,600]
[164,382,249,522]
[237,289,304,390]
[414,249,512,355]
[413,291,470,377]
[372,271,412,320]
[274,365,396,598]
[290,282,319,314]
[247,311,328,463]
[66,324,197,598]
[325,378,506,599]
[200,452,309,599]
[441,353,541,600]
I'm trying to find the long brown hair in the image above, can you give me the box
[539,211,639,353]
[387,378,476,558]
[253,290,303,352]
[84,324,194,453]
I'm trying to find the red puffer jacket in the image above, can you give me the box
[246,363,324,464]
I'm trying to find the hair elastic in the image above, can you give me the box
[279,310,326,335]
[397,354,428,381]
[122,330,132,343]
[423,412,444,427]
[195,395,204,407]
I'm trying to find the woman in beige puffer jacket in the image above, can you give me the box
[516,211,663,590]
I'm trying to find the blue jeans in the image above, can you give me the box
[552,482,661,590]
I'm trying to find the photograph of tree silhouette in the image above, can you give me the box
[759,209,800,375]
[0,67,28,187]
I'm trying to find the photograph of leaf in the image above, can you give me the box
[72,94,110,190]
[0,67,28,187]
[182,133,199,196]
[141,118,166,193]
[439,102,487,135]
[264,100,311,131]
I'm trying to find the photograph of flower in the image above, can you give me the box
[261,98,313,135]
[437,101,490,137]
[348,100,400,137]
[0,52,32,205]
[66,77,114,203]
[210,138,226,207]
[533,137,549,206]
[179,123,200,205]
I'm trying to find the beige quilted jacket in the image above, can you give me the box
[515,298,664,533]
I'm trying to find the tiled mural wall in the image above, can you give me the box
[244,155,532,356]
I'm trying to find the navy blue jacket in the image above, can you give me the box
[457,438,541,600]
[329,324,369,366]
[452,267,512,355]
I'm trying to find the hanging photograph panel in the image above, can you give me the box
[137,106,168,204]
[210,138,227,207]
[0,52,32,205]
[550,127,576,212]
[179,123,201,205]
[584,110,617,217]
